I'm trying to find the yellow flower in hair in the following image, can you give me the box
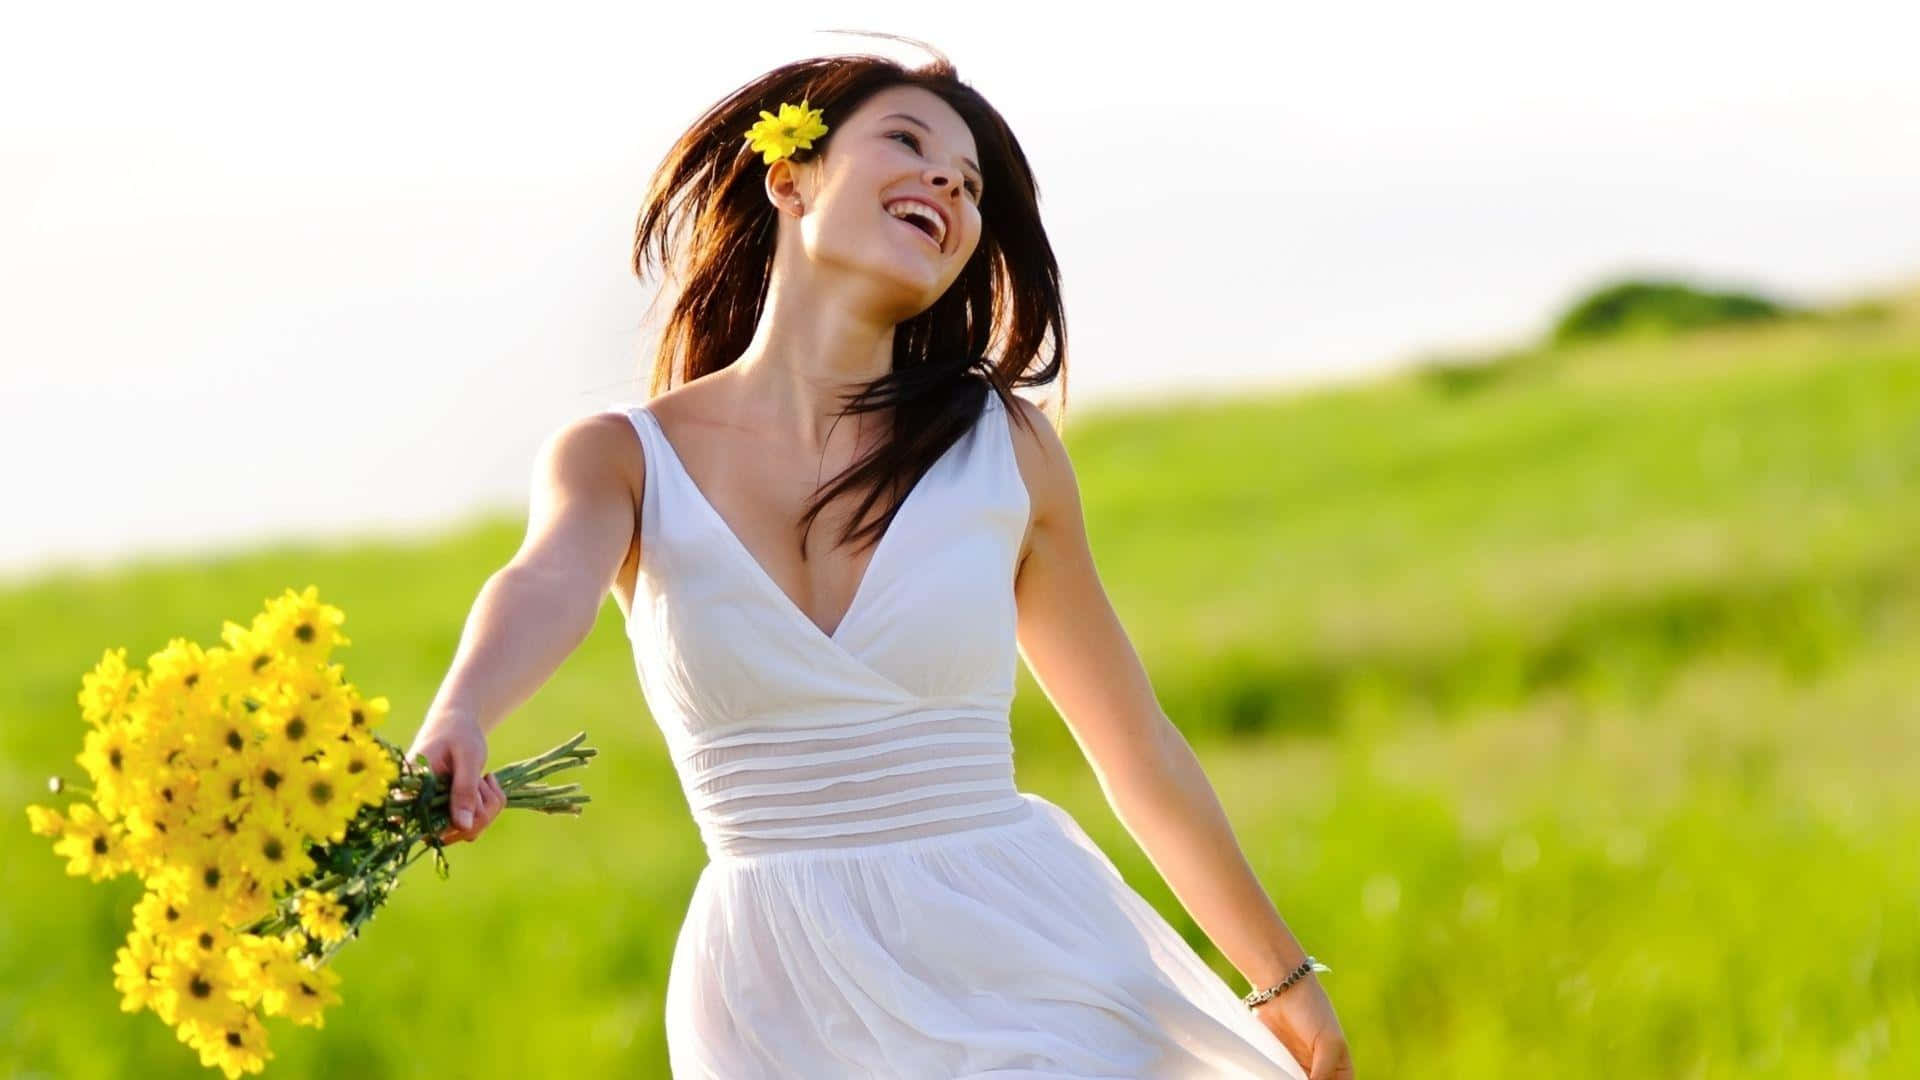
[743,99,828,164]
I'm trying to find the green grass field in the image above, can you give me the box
[5,292,1917,1077]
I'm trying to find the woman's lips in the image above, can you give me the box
[887,211,943,253]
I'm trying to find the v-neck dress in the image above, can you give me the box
[606,385,1308,1079]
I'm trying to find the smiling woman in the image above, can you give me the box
[403,28,1351,1080]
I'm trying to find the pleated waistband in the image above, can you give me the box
[672,709,1032,861]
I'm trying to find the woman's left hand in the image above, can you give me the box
[1253,976,1354,1079]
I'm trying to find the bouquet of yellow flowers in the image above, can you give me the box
[23,586,595,1077]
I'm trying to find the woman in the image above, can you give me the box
[405,37,1354,1079]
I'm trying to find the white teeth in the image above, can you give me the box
[885,199,945,248]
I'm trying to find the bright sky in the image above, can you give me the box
[4,0,1916,580]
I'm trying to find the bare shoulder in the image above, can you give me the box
[1003,392,1077,510]
[520,410,650,605]
[545,410,645,499]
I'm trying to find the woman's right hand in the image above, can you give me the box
[404,715,505,845]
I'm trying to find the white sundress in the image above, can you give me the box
[607,384,1309,1079]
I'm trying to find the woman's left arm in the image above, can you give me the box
[1005,395,1353,1078]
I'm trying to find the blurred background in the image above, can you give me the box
[5,1,1916,1076]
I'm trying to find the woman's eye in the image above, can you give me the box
[891,131,982,200]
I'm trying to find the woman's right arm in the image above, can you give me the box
[405,411,641,843]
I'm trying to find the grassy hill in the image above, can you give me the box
[5,287,1917,1077]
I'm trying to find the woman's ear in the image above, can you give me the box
[764,157,812,217]
[765,160,794,217]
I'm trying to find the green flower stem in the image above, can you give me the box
[314,843,432,965]
[394,730,596,828]
[234,732,596,946]
[492,738,597,786]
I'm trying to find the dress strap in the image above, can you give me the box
[610,402,671,552]
[981,388,1031,532]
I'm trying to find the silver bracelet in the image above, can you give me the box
[1242,955,1330,1009]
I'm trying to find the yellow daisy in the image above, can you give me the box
[244,740,304,823]
[167,837,250,922]
[146,636,222,715]
[217,618,282,683]
[50,802,132,881]
[132,886,205,943]
[152,947,244,1031]
[205,701,263,766]
[177,917,239,968]
[225,930,306,1006]
[743,99,828,164]
[227,871,279,928]
[25,803,66,838]
[191,999,274,1076]
[258,585,349,665]
[113,929,168,1014]
[128,764,201,842]
[77,721,138,819]
[342,686,391,734]
[175,999,269,1079]
[257,689,333,762]
[287,756,355,844]
[116,801,175,870]
[330,733,399,808]
[295,888,351,946]
[263,957,342,1028]
[78,646,142,728]
[235,815,315,891]
[203,753,259,825]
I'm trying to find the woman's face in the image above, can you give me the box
[769,84,984,318]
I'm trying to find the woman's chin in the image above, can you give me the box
[812,242,949,302]
[865,257,946,297]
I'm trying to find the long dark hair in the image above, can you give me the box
[630,33,1067,563]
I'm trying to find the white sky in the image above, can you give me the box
[4,0,1917,580]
